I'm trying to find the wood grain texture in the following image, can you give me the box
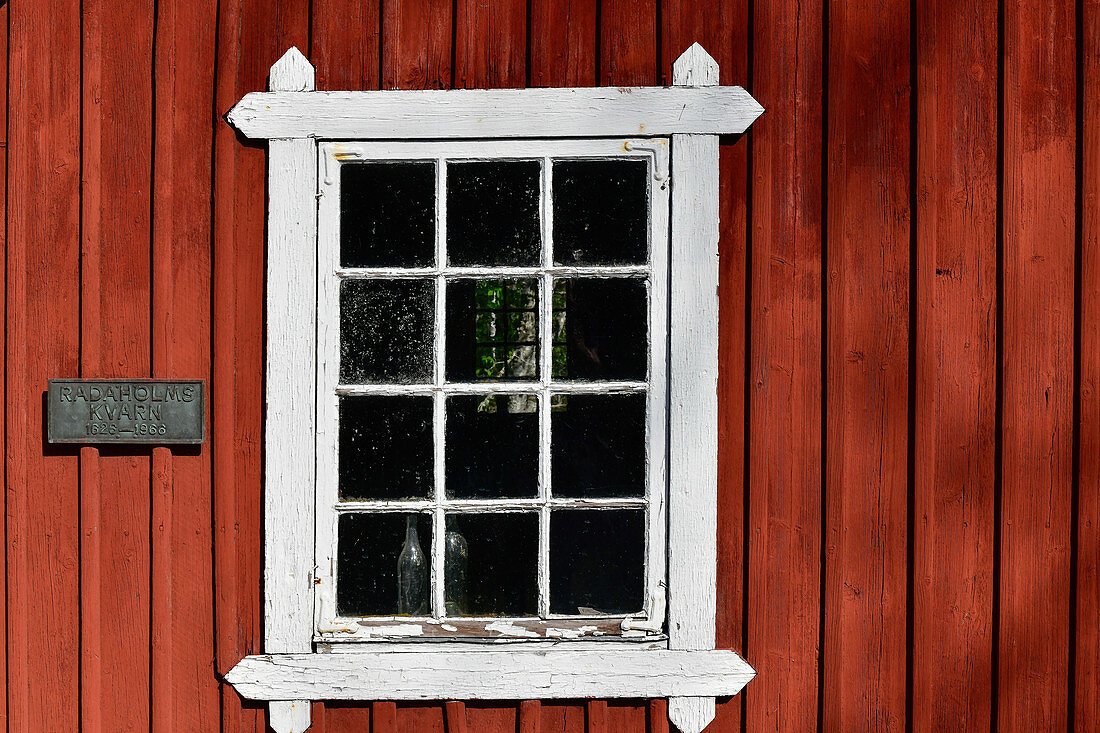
[227,86,763,140]
[5,1,82,729]
[1078,2,1100,729]
[745,0,825,728]
[381,0,453,89]
[999,1,1076,730]
[314,0,381,91]
[824,0,911,730]
[150,0,220,731]
[81,0,155,729]
[911,0,997,730]
[0,5,7,727]
[226,650,754,700]
[529,0,597,87]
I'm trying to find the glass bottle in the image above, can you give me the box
[397,515,427,615]
[444,527,469,616]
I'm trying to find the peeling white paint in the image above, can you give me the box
[485,621,540,638]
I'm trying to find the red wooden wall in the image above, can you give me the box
[3,0,1097,731]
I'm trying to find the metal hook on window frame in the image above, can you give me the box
[624,140,670,189]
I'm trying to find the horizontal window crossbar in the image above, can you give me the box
[336,381,648,396]
[336,266,650,278]
[334,497,648,513]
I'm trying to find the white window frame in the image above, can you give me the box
[224,43,762,733]
[315,138,670,645]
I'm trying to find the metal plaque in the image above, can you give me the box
[47,379,205,445]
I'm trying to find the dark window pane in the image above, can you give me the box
[446,394,538,499]
[340,396,433,500]
[550,509,644,615]
[341,278,434,384]
[447,161,541,266]
[341,161,436,268]
[555,278,647,380]
[446,278,539,382]
[444,513,538,616]
[551,393,645,498]
[553,159,648,265]
[337,513,433,617]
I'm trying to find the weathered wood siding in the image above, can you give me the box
[3,1,1096,731]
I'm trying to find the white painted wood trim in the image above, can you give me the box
[225,649,754,701]
[264,46,317,733]
[227,85,763,140]
[667,43,725,733]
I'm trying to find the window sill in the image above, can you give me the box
[225,648,754,702]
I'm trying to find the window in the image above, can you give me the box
[225,43,762,733]
[315,140,669,643]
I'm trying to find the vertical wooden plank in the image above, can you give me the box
[824,0,911,730]
[445,701,469,733]
[999,1,1076,730]
[6,0,82,731]
[519,699,542,733]
[1078,2,1100,729]
[911,0,998,730]
[529,0,598,87]
[454,0,526,88]
[314,0,381,91]
[381,0,454,89]
[0,4,9,728]
[587,700,609,733]
[662,3,750,733]
[150,2,220,731]
[213,1,309,731]
[373,702,397,733]
[81,0,155,729]
[600,0,656,86]
[742,0,826,727]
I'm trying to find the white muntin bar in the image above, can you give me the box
[538,156,554,619]
[335,381,648,396]
[431,157,448,620]
[336,265,649,278]
[334,497,649,513]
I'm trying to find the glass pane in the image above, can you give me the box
[551,393,645,498]
[444,513,538,616]
[553,278,647,380]
[337,512,433,617]
[341,161,436,268]
[552,159,648,265]
[446,394,538,499]
[340,278,434,384]
[550,509,644,615]
[446,278,539,382]
[447,160,541,266]
[339,396,433,500]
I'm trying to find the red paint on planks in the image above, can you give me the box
[824,1,911,731]
[912,0,998,730]
[5,0,82,730]
[0,4,7,728]
[314,0,381,91]
[529,0,598,87]
[150,0,220,730]
[1077,2,1100,730]
[81,0,155,728]
[373,701,397,733]
[745,0,825,728]
[381,0,454,90]
[999,1,1076,730]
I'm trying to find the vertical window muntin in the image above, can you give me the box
[316,140,669,640]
